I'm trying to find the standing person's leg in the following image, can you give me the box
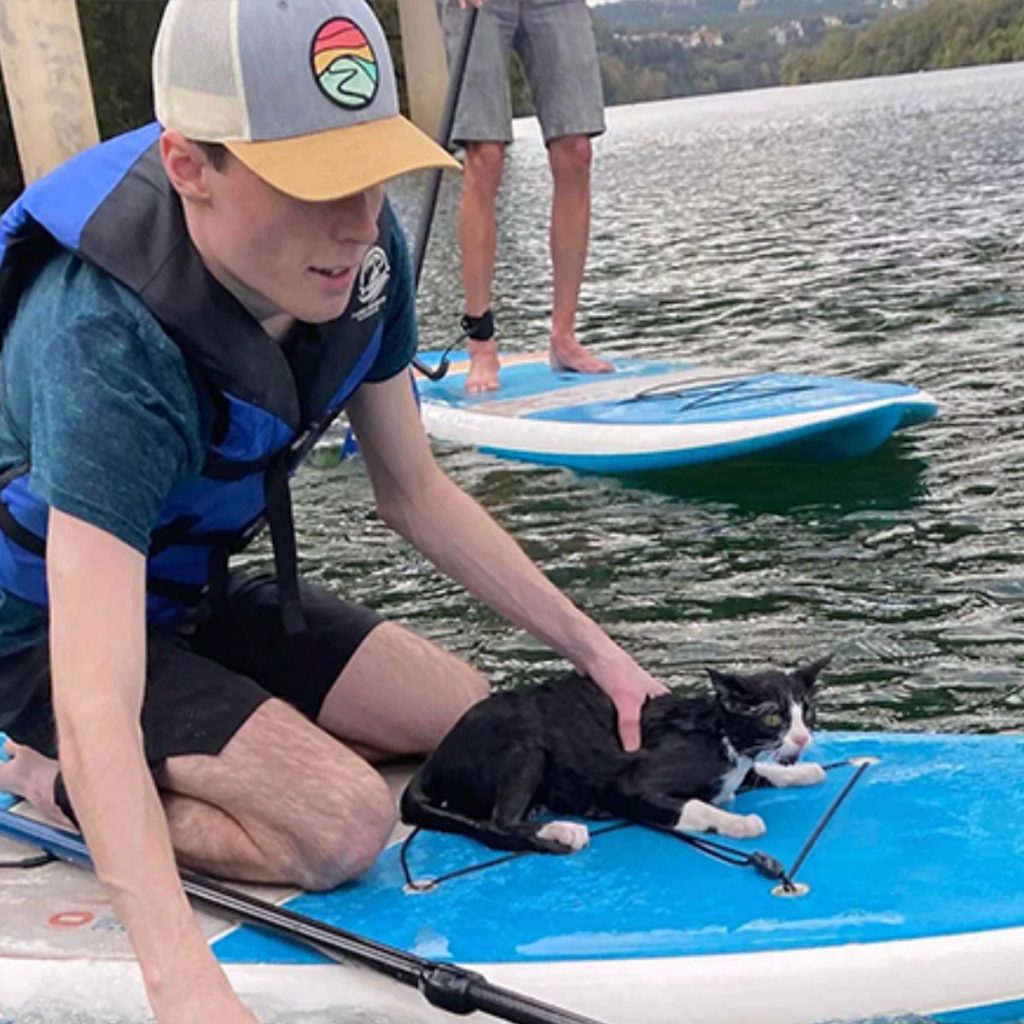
[438,0,518,392]
[459,141,506,393]
[518,0,613,375]
[547,134,612,372]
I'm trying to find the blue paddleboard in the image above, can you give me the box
[2,732,1021,1024]
[415,353,938,472]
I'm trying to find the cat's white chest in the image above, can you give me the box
[714,742,752,805]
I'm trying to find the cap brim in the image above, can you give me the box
[225,114,459,202]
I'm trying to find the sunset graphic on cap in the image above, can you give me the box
[311,18,378,109]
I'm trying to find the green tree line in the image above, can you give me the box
[782,0,1024,83]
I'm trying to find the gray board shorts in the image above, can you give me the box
[437,0,606,145]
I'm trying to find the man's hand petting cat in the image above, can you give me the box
[585,646,668,752]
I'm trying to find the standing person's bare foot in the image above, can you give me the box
[0,737,74,827]
[550,333,614,374]
[465,338,501,393]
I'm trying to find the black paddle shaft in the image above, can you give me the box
[0,808,609,1024]
[409,8,480,383]
[411,7,479,291]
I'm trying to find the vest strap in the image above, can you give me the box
[0,500,45,558]
[0,464,46,558]
[145,575,206,606]
[203,451,276,481]
[264,451,305,635]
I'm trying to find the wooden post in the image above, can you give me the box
[395,0,449,138]
[0,0,99,184]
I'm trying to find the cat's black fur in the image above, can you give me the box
[401,657,829,853]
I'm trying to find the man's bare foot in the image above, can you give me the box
[550,334,614,374]
[0,737,73,827]
[465,339,501,393]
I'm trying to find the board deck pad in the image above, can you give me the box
[212,732,1024,966]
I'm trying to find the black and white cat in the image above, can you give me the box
[401,657,830,854]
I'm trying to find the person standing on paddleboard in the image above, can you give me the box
[439,0,615,391]
[0,1,665,1021]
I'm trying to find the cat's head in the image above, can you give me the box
[706,655,830,763]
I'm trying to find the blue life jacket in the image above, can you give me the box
[0,123,396,632]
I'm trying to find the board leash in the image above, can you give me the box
[399,758,874,898]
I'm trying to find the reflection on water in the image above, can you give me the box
[285,64,1024,736]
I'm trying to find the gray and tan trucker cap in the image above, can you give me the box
[153,0,457,201]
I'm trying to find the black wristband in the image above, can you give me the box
[461,309,495,342]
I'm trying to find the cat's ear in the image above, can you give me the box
[794,654,832,688]
[707,668,750,709]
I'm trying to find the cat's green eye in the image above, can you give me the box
[762,712,783,727]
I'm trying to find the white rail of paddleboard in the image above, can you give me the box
[421,395,937,458]
[2,924,1023,1023]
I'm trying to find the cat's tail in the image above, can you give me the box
[400,767,569,853]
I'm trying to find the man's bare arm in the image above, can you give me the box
[345,375,666,750]
[47,509,256,1024]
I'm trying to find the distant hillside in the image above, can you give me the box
[595,0,921,32]
[782,0,1024,82]
[585,0,944,105]
[588,0,881,105]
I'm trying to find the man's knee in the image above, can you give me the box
[285,767,396,890]
[464,141,506,197]
[549,135,592,180]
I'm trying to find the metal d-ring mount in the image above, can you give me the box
[771,756,878,898]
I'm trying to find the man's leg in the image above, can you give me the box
[159,699,395,889]
[547,134,612,374]
[438,0,517,392]
[2,629,485,891]
[1,581,487,890]
[316,620,487,761]
[517,0,612,374]
[0,645,398,890]
[0,703,393,890]
[459,141,505,393]
[0,736,72,826]
[160,622,487,887]
[158,576,487,887]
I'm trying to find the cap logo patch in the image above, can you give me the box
[310,18,378,109]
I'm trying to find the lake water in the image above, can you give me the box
[290,62,1024,735]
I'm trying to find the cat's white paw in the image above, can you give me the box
[719,813,766,839]
[537,821,590,852]
[756,761,827,788]
[789,762,827,786]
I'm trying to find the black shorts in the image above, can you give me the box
[0,572,382,767]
